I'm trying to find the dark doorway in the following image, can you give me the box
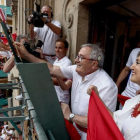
[88,6,129,78]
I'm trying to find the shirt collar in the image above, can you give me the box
[84,69,100,81]
[55,56,66,63]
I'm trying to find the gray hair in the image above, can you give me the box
[16,34,29,42]
[81,44,104,67]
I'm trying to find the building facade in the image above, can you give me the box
[11,0,140,80]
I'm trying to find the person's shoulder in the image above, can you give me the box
[98,69,115,83]
[52,20,61,25]
[131,48,140,54]
[63,56,72,65]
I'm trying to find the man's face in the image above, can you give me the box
[55,42,68,60]
[75,47,97,77]
[20,38,29,43]
[41,6,52,19]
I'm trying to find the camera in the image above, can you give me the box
[34,40,44,49]
[25,2,49,27]
[23,42,41,58]
[29,12,48,27]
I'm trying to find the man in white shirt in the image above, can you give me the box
[29,5,61,64]
[53,39,72,104]
[15,43,118,140]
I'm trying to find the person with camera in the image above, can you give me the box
[3,35,43,73]
[28,5,61,64]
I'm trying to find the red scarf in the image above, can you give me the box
[118,94,130,106]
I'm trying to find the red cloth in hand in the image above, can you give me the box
[87,90,124,140]
[65,119,81,140]
[118,94,130,106]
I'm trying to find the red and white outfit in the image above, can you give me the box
[114,95,140,140]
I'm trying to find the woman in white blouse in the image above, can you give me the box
[88,51,140,140]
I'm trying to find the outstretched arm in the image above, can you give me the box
[57,78,72,90]
[3,56,15,73]
[15,42,65,78]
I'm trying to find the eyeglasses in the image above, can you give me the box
[76,55,96,62]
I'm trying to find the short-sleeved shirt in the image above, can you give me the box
[34,20,61,63]
[122,48,140,97]
[53,56,72,104]
[60,65,118,139]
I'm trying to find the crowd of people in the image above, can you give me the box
[0,4,140,140]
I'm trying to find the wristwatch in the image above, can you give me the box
[69,113,75,122]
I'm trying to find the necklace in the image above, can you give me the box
[131,102,140,118]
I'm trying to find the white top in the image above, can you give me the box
[122,48,140,97]
[6,129,13,135]
[0,134,6,139]
[0,51,12,59]
[53,56,72,104]
[60,65,118,140]
[34,20,61,63]
[113,95,140,140]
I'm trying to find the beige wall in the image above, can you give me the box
[11,0,99,63]
[52,0,92,63]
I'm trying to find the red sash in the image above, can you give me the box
[75,123,87,133]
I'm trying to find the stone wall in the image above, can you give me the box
[51,0,91,63]
[11,0,99,63]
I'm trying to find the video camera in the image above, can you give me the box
[34,40,44,49]
[25,2,48,27]
[23,40,43,58]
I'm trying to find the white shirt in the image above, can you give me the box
[0,134,6,139]
[122,48,140,97]
[34,20,61,63]
[113,95,140,140]
[53,56,72,104]
[60,65,118,140]
[0,51,12,59]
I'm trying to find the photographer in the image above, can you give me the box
[3,34,43,73]
[28,5,61,64]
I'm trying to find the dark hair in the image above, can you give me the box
[56,38,69,48]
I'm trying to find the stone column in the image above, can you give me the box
[11,0,18,34]
[17,0,34,35]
